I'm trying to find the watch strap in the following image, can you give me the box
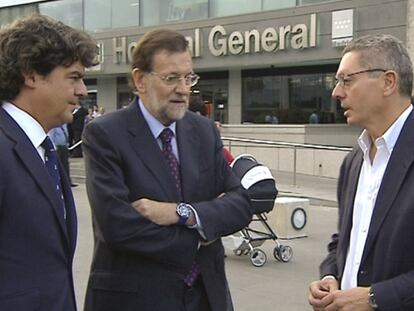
[368,288,379,309]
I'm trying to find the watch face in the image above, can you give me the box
[291,207,307,230]
[178,204,191,218]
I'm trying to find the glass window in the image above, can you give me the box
[242,70,340,124]
[0,4,37,25]
[111,0,139,29]
[84,0,111,31]
[288,73,338,123]
[84,0,139,32]
[299,0,334,4]
[142,0,207,26]
[39,0,82,30]
[242,76,282,123]
[263,0,295,11]
[210,0,261,18]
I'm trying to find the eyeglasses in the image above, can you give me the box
[147,72,200,87]
[335,68,387,88]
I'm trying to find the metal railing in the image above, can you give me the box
[221,136,353,186]
[68,140,82,151]
[67,136,354,186]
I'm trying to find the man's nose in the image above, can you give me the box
[76,79,88,97]
[332,83,343,100]
[175,78,191,94]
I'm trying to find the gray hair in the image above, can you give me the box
[343,34,413,97]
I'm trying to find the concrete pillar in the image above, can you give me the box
[96,77,117,113]
[228,69,242,124]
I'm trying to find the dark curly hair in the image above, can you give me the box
[0,14,98,101]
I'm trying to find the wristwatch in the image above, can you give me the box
[176,203,192,225]
[368,288,379,309]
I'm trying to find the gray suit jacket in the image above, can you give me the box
[83,100,252,311]
[320,109,414,310]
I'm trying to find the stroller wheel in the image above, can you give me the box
[273,247,282,261]
[277,245,293,262]
[234,249,244,256]
[250,248,267,267]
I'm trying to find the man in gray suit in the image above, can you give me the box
[308,34,414,311]
[82,29,252,311]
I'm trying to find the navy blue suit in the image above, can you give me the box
[82,100,252,311]
[320,109,414,310]
[0,106,77,310]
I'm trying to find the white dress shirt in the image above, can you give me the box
[341,105,413,289]
[2,101,48,162]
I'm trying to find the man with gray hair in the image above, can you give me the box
[308,34,414,310]
[82,28,252,311]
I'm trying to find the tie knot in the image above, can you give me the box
[159,128,174,145]
[41,136,55,154]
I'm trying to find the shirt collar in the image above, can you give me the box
[2,101,47,148]
[358,105,413,155]
[138,98,176,139]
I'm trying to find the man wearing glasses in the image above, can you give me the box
[82,29,252,311]
[308,34,414,310]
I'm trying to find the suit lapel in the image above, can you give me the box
[176,116,200,202]
[126,103,181,202]
[0,107,71,247]
[361,111,414,265]
[337,149,363,277]
[60,163,77,256]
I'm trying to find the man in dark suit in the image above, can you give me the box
[308,34,414,311]
[69,103,88,157]
[0,15,97,310]
[82,29,252,311]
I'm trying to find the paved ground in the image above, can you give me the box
[71,166,339,311]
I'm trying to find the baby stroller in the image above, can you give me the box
[228,154,293,267]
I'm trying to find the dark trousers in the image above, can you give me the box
[183,277,211,311]
[183,276,234,311]
[71,129,83,157]
[56,145,71,183]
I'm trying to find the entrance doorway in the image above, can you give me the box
[193,73,229,123]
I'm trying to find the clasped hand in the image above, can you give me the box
[308,278,373,311]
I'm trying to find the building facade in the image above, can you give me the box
[0,0,409,124]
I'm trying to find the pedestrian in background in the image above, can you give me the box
[308,34,414,311]
[49,124,78,187]
[309,110,319,124]
[82,28,252,311]
[69,102,88,157]
[0,14,97,310]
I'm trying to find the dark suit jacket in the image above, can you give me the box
[0,106,77,310]
[71,106,88,133]
[82,100,252,311]
[320,109,414,311]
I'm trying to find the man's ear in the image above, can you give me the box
[22,72,37,89]
[131,68,146,94]
[383,70,398,97]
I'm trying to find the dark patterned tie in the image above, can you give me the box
[184,261,201,287]
[159,128,182,195]
[159,129,200,286]
[42,136,66,220]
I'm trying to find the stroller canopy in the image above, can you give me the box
[231,154,278,214]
